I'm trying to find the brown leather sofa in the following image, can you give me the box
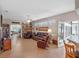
[32,32,48,41]
[23,32,32,39]
[32,32,37,40]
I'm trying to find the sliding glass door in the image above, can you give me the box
[71,21,79,40]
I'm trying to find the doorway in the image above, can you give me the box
[10,24,22,39]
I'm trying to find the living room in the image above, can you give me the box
[0,0,79,58]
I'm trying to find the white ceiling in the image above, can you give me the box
[0,0,75,21]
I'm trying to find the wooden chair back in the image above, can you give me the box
[64,42,76,58]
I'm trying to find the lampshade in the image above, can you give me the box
[48,29,52,33]
[26,15,32,23]
[27,20,31,23]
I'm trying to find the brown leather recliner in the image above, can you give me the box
[37,36,49,49]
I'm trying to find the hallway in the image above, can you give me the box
[0,38,65,58]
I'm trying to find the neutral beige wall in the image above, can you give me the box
[2,18,21,25]
[32,11,79,36]
[75,0,79,9]
[0,16,12,26]
[0,14,1,27]
[2,18,12,25]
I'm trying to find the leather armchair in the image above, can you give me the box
[37,35,49,49]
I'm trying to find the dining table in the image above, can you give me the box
[67,38,79,58]
[67,38,79,51]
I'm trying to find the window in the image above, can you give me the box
[71,21,79,35]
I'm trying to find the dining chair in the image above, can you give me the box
[64,42,76,58]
